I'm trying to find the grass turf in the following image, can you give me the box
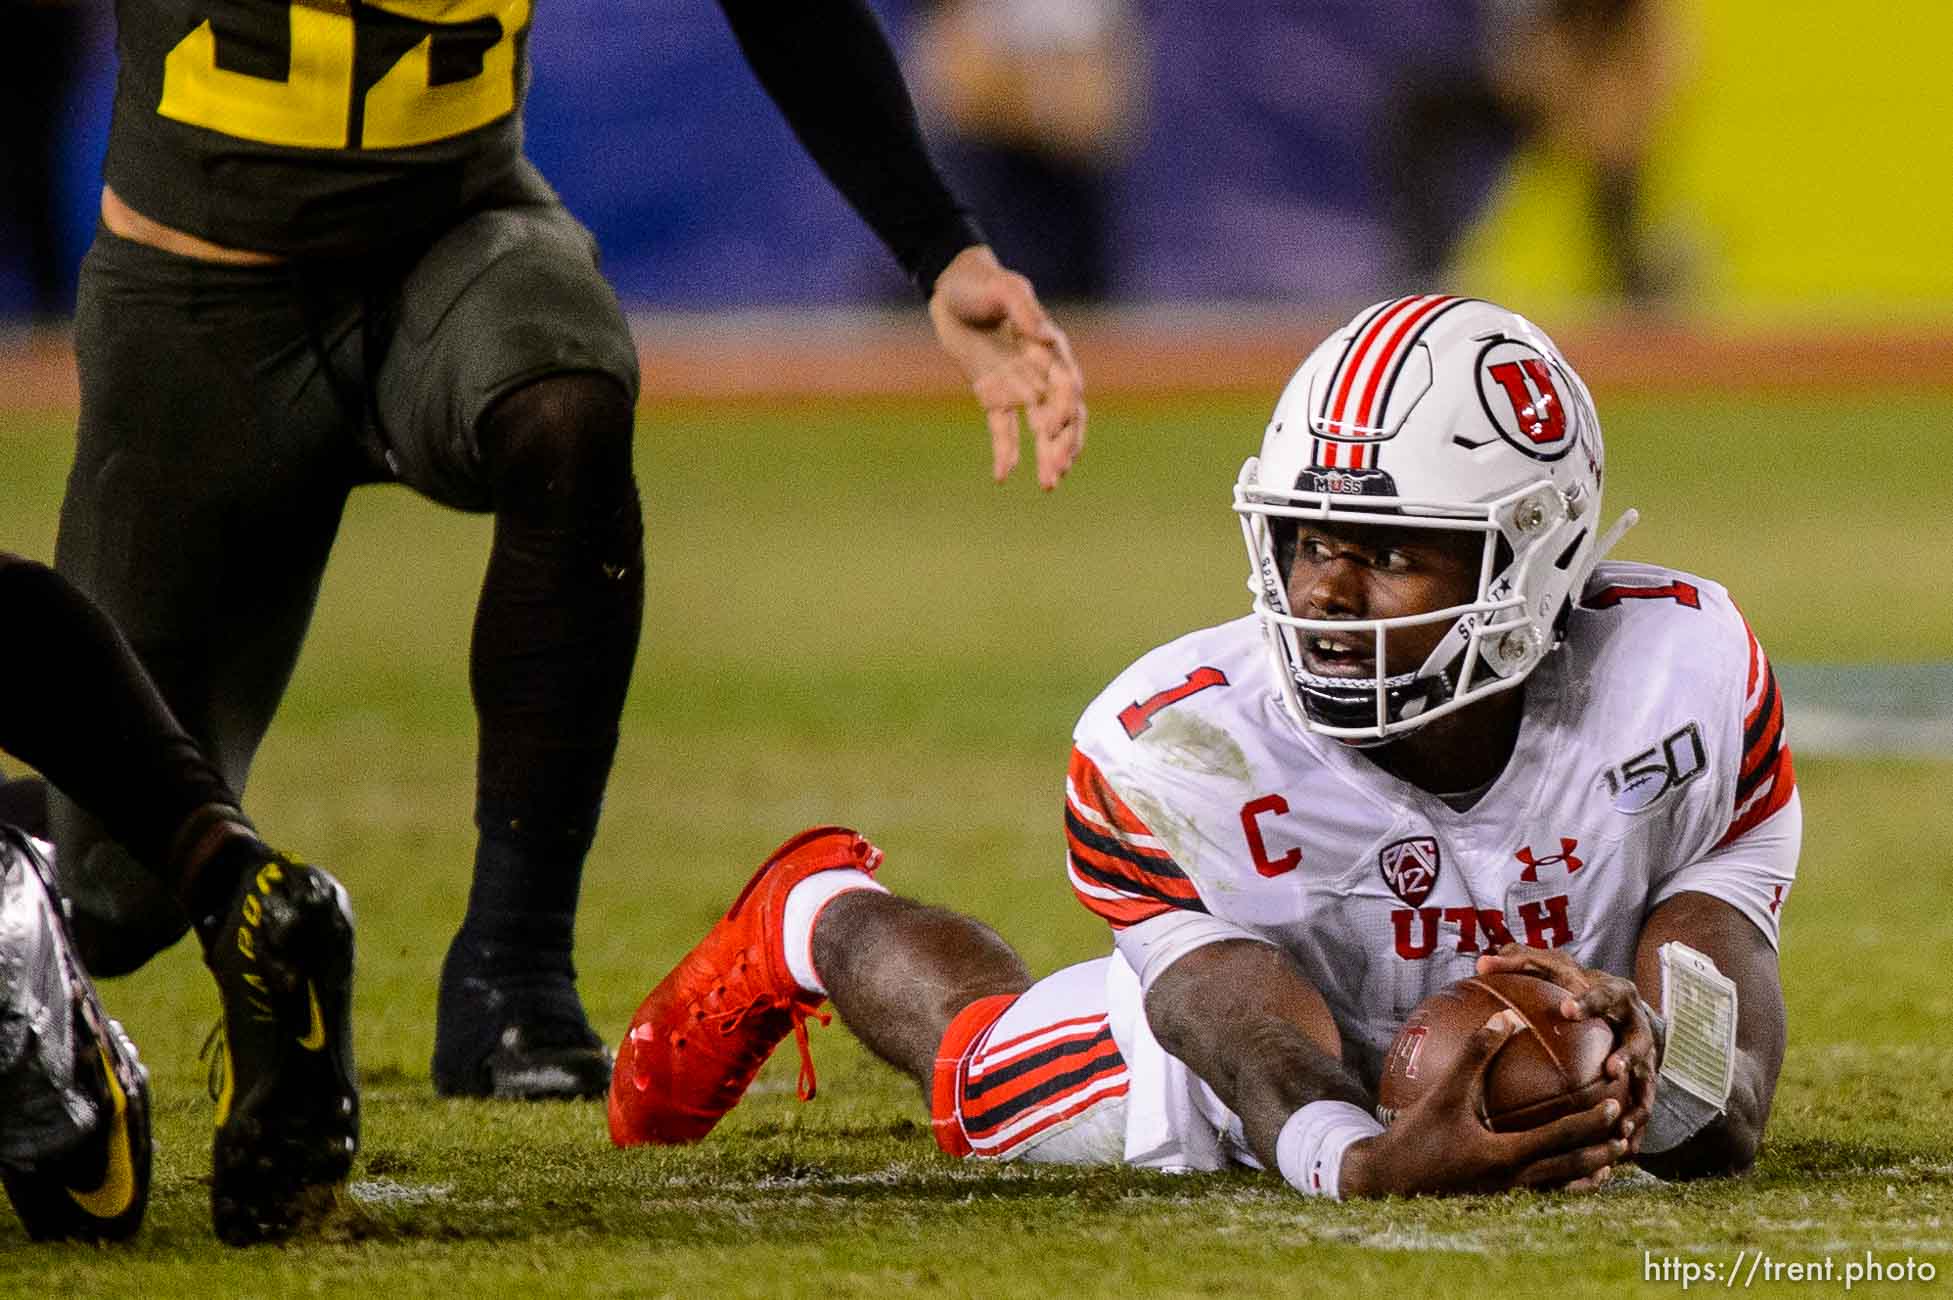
[1,388,1950,1295]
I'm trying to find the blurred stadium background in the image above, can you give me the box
[7,0,1953,317]
[5,0,1948,741]
[2,0,1950,1291]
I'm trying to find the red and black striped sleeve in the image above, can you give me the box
[1714,620,1796,850]
[1064,747,1207,929]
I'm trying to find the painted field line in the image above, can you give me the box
[1779,662,1953,758]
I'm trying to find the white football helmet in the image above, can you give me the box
[1233,295,1636,741]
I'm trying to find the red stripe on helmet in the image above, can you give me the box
[1352,294,1456,432]
[1325,295,1427,437]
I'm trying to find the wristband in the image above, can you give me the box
[1275,1101,1386,1200]
[1644,1080,1726,1153]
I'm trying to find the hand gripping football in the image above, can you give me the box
[1377,972,1630,1131]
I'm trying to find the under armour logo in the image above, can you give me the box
[1516,837,1583,882]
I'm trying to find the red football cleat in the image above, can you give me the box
[608,826,884,1147]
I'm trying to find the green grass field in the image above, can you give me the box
[2,387,1950,1296]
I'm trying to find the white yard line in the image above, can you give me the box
[1780,663,1953,758]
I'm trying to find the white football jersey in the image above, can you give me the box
[1066,560,1799,1089]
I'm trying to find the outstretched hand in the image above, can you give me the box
[928,245,1086,490]
[1478,944,1659,1155]
[1343,1009,1627,1198]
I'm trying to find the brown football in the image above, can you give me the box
[1377,972,1630,1132]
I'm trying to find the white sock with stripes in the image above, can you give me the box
[780,868,888,995]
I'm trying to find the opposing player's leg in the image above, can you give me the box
[439,370,640,1098]
[3,548,358,1244]
[606,825,1141,1165]
[52,226,357,975]
[0,827,152,1242]
[0,766,48,838]
[46,238,365,1241]
[369,181,641,1099]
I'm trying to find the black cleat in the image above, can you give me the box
[477,1021,615,1101]
[1,830,152,1242]
[433,940,611,1101]
[203,854,358,1245]
[432,989,614,1100]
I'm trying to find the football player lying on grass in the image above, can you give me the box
[0,551,355,1244]
[607,299,1794,1197]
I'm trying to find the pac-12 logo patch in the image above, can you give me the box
[1379,836,1441,907]
[1474,337,1581,462]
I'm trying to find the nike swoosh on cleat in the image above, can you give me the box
[298,982,328,1052]
[67,1046,137,1219]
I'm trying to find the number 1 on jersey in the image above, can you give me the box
[1119,668,1228,739]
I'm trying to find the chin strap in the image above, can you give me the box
[1593,507,1641,565]
[1294,663,1450,739]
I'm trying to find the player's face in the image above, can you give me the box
[1283,520,1481,678]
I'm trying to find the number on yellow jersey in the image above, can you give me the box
[158,0,531,149]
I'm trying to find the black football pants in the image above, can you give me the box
[53,173,641,972]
